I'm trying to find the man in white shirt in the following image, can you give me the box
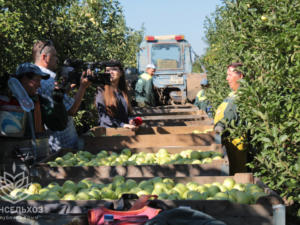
[32,40,91,151]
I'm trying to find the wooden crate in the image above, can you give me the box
[88,124,214,137]
[82,132,217,150]
[34,144,229,179]
[3,173,281,225]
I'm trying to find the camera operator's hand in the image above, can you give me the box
[80,71,92,89]
[123,123,137,130]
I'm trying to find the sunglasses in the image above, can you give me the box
[40,40,53,54]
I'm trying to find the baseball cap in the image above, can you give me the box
[200,78,208,86]
[146,64,156,69]
[16,63,50,80]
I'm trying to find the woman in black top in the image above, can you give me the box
[95,60,136,128]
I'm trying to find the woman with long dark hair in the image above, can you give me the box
[95,60,136,128]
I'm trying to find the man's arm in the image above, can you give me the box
[67,73,91,116]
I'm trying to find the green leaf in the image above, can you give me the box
[279,135,288,143]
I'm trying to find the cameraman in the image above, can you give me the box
[95,60,136,128]
[32,40,91,152]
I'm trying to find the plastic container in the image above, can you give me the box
[0,104,26,137]
[104,214,114,225]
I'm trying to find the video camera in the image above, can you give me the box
[58,59,111,88]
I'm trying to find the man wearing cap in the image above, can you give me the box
[32,40,91,152]
[0,63,68,138]
[135,64,156,107]
[194,78,213,118]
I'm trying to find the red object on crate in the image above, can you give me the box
[133,117,143,126]
[88,195,160,225]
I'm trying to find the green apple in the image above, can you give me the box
[115,183,128,197]
[10,188,25,198]
[204,183,212,188]
[167,193,180,200]
[137,190,150,196]
[145,153,156,164]
[48,162,58,167]
[101,189,117,200]
[151,177,163,184]
[252,191,268,202]
[55,157,64,164]
[175,158,187,164]
[62,180,77,194]
[113,175,125,186]
[233,183,245,191]
[163,178,175,189]
[218,185,228,192]
[157,148,169,156]
[207,185,221,197]
[153,182,168,194]
[202,158,213,163]
[223,178,236,190]
[63,152,74,160]
[158,193,169,200]
[192,159,202,164]
[143,184,154,194]
[63,192,76,200]
[100,150,109,156]
[185,191,205,200]
[62,159,76,166]
[121,148,132,157]
[76,191,90,200]
[172,183,188,198]
[180,150,193,158]
[196,185,208,193]
[77,181,89,190]
[45,192,60,200]
[212,182,222,188]
[234,191,253,204]
[130,187,142,194]
[48,185,62,193]
[245,183,264,194]
[47,182,60,189]
[27,194,41,200]
[227,189,238,201]
[212,156,223,160]
[186,182,199,191]
[125,179,137,190]
[199,151,211,159]
[82,151,93,159]
[39,188,50,197]
[214,192,229,200]
[28,183,42,195]
[88,190,101,200]
[261,15,268,21]
[190,151,201,159]
[170,153,182,161]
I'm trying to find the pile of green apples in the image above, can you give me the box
[6,176,267,204]
[47,148,223,167]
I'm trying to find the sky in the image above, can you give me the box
[120,0,223,57]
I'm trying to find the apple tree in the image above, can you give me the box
[201,0,300,218]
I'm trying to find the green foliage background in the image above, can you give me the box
[201,0,300,218]
[0,0,143,132]
[1,0,300,219]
